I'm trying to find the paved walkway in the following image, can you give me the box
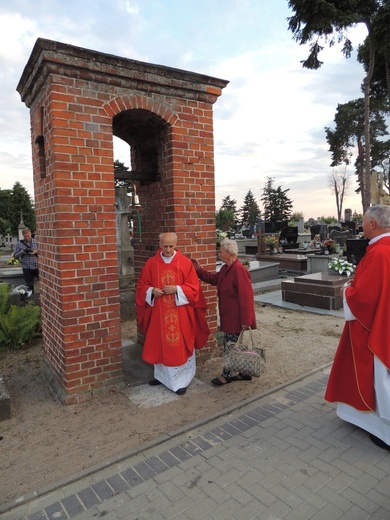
[2,276,389,519]
[2,368,390,520]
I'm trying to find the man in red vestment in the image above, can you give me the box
[325,205,390,450]
[136,232,209,395]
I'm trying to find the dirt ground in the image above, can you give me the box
[0,302,344,505]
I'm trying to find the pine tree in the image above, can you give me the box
[220,195,239,228]
[9,183,35,235]
[261,177,293,223]
[239,190,260,226]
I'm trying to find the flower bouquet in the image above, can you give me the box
[328,257,355,276]
[265,236,278,248]
[310,235,321,248]
[12,285,33,300]
[7,254,21,266]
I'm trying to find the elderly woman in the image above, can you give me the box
[192,238,257,385]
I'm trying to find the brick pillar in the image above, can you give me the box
[17,39,228,402]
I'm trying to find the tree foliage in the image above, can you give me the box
[216,208,235,230]
[0,183,35,236]
[325,98,389,198]
[239,190,261,225]
[261,177,293,223]
[287,0,390,212]
[220,195,239,227]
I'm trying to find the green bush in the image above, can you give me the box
[0,283,10,314]
[0,284,41,350]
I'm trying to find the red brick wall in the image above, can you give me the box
[18,39,228,403]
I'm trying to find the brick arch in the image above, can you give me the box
[17,38,228,404]
[104,95,179,128]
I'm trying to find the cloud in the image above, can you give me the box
[0,0,370,219]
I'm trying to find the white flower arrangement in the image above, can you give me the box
[328,258,355,276]
[12,285,32,299]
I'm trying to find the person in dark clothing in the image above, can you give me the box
[13,228,39,292]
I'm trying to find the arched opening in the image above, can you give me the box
[112,109,172,385]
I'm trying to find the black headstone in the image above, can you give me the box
[346,238,369,265]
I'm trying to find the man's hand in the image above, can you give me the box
[152,287,164,298]
[162,285,177,295]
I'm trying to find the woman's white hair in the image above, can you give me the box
[220,238,238,256]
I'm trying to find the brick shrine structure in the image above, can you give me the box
[17,38,228,404]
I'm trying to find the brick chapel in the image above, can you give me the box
[17,39,228,404]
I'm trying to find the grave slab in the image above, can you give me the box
[256,253,307,272]
[281,271,349,310]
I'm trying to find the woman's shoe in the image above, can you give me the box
[211,375,234,386]
[233,373,252,381]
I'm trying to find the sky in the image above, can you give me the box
[0,0,370,220]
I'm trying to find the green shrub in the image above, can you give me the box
[0,284,41,350]
[0,283,11,315]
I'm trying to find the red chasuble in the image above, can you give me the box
[325,237,390,411]
[136,250,210,367]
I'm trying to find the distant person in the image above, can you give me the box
[192,238,257,386]
[136,232,210,395]
[13,228,39,293]
[325,205,390,450]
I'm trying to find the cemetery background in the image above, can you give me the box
[0,290,345,505]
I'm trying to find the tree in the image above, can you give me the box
[0,183,36,236]
[220,195,239,228]
[328,166,351,221]
[216,208,235,230]
[114,159,130,189]
[325,98,389,204]
[287,0,389,212]
[239,190,261,226]
[0,189,13,236]
[261,177,293,223]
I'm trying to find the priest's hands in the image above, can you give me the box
[162,285,177,295]
[152,286,177,297]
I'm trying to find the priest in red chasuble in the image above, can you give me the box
[136,232,210,396]
[325,205,390,450]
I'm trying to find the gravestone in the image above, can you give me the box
[328,226,341,233]
[346,238,369,265]
[342,221,356,234]
[281,226,298,244]
[329,229,353,249]
[310,224,321,239]
[310,224,327,241]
